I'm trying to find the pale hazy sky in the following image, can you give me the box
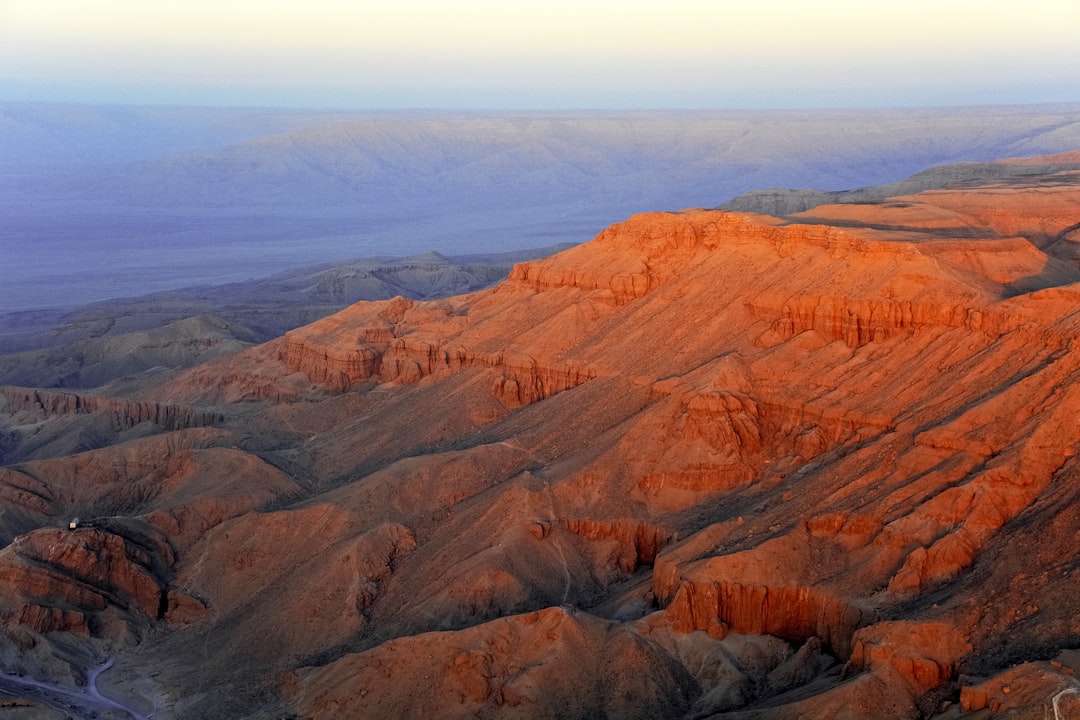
[1,0,1078,109]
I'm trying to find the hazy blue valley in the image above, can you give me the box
[5,103,1080,314]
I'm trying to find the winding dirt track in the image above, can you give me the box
[0,658,151,720]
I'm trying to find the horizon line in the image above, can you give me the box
[4,98,1080,115]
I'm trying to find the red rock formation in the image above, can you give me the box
[13,528,164,617]
[279,300,598,406]
[0,430,300,551]
[847,621,971,692]
[0,526,172,643]
[0,385,221,430]
[661,579,870,657]
[958,656,1080,714]
[3,154,1080,719]
[562,518,675,572]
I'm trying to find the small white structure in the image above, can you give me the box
[68,517,79,530]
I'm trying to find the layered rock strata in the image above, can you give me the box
[2,154,1080,719]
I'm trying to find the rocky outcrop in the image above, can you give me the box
[10,603,89,638]
[13,528,167,617]
[0,385,220,430]
[0,560,102,634]
[748,293,991,347]
[507,262,652,306]
[506,211,914,300]
[846,621,971,693]
[490,357,596,408]
[674,390,893,457]
[631,385,895,512]
[0,525,174,641]
[746,289,1080,348]
[281,301,596,405]
[661,579,870,657]
[882,369,1080,597]
[163,589,209,627]
[959,655,1080,714]
[562,519,675,572]
[155,340,323,404]
[678,390,763,453]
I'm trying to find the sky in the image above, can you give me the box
[0,0,1078,110]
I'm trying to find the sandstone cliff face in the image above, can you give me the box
[562,518,674,573]
[4,155,1080,719]
[279,295,598,407]
[0,385,221,430]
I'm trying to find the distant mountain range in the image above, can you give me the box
[4,103,1080,312]
[0,244,571,391]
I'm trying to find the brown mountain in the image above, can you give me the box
[1,154,1079,719]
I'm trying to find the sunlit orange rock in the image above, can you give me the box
[3,153,1080,718]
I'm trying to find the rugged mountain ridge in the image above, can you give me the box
[0,154,1079,718]
[0,247,571,411]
